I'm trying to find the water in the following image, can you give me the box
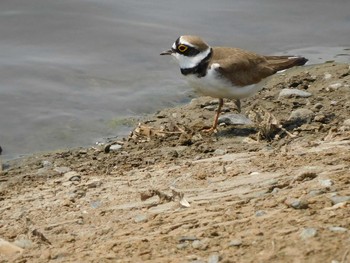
[0,0,349,159]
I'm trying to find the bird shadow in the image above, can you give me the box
[215,126,257,138]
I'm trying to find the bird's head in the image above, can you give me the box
[161,35,211,69]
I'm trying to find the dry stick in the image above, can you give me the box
[342,248,349,263]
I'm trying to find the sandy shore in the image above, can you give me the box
[1,62,350,262]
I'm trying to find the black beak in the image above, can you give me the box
[160,49,174,55]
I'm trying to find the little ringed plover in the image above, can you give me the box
[161,35,308,132]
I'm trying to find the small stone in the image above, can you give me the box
[229,239,242,247]
[208,253,220,263]
[37,167,49,176]
[250,171,260,176]
[42,160,53,167]
[324,73,332,80]
[204,105,218,111]
[134,214,148,223]
[178,236,199,242]
[300,228,317,239]
[86,179,102,188]
[319,179,334,187]
[308,189,325,197]
[218,114,253,126]
[13,239,33,249]
[313,114,326,123]
[64,171,80,182]
[327,82,342,91]
[62,181,73,187]
[90,200,102,209]
[288,109,314,123]
[177,243,188,249]
[261,178,278,186]
[214,149,226,155]
[255,210,267,217]
[192,240,202,249]
[343,119,350,126]
[313,103,324,110]
[109,144,122,151]
[285,198,309,209]
[329,196,350,205]
[278,88,312,99]
[330,100,338,106]
[329,226,348,233]
[54,166,71,174]
[271,187,280,194]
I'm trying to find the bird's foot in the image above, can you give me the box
[201,126,218,133]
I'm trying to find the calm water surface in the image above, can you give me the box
[0,0,349,159]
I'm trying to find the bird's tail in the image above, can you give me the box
[264,55,308,72]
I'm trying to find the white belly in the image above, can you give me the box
[185,65,264,99]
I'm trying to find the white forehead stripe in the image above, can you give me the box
[179,36,195,48]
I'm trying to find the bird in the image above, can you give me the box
[160,35,308,132]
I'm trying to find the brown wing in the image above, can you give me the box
[211,47,307,86]
[264,55,308,72]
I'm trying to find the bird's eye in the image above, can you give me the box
[178,44,188,52]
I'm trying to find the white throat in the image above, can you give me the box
[173,47,211,69]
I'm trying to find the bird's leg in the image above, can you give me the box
[234,99,241,113]
[203,98,224,133]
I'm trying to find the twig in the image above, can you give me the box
[32,229,52,245]
[341,248,349,263]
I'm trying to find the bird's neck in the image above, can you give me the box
[180,48,213,78]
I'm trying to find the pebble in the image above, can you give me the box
[343,119,350,127]
[90,200,102,209]
[85,179,102,188]
[313,114,326,123]
[42,160,53,167]
[300,228,317,239]
[313,102,324,110]
[208,254,220,263]
[288,108,314,123]
[177,243,188,249]
[204,105,218,111]
[329,196,350,205]
[250,171,260,176]
[255,210,267,217]
[218,114,253,126]
[319,179,334,187]
[54,166,71,174]
[109,144,122,151]
[229,239,242,247]
[214,149,226,155]
[13,239,33,249]
[329,226,348,233]
[308,189,325,197]
[285,198,309,209]
[64,171,81,182]
[178,236,199,242]
[134,214,148,223]
[278,88,312,99]
[192,240,203,249]
[324,73,332,80]
[327,82,342,91]
[192,240,208,250]
[271,187,280,194]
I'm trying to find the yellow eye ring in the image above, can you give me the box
[178,44,188,52]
